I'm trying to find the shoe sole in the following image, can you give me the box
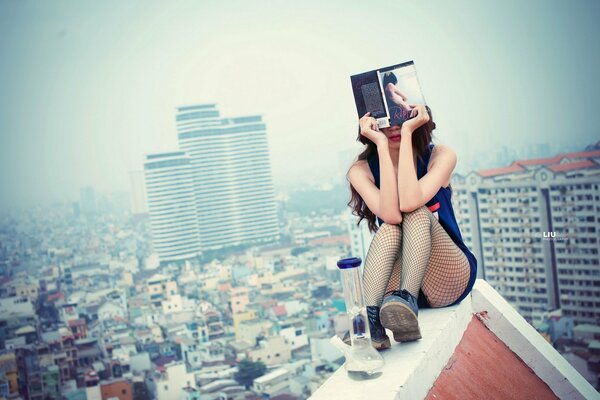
[342,335,391,350]
[379,301,422,342]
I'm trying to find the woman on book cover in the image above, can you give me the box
[344,105,478,350]
[382,71,414,124]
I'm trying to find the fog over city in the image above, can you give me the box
[1,0,599,207]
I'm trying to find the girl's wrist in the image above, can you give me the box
[375,138,389,147]
[377,142,390,153]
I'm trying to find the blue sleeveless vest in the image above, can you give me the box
[367,143,477,306]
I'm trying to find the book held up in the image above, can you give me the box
[350,61,426,129]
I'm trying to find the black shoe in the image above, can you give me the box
[380,289,421,342]
[342,306,391,350]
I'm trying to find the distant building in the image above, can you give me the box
[247,335,291,367]
[175,104,280,250]
[453,148,600,324]
[154,362,197,400]
[252,367,291,398]
[143,151,201,263]
[99,378,132,400]
[146,273,179,304]
[239,319,273,347]
[128,170,148,215]
[277,320,308,351]
[80,186,97,215]
[178,336,203,371]
[345,208,373,262]
[233,310,257,341]
[0,352,18,398]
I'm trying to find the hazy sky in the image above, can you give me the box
[1,0,599,207]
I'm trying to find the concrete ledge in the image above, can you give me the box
[310,280,599,400]
[310,296,472,400]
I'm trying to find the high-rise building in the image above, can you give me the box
[79,186,97,215]
[175,104,279,250]
[128,170,148,215]
[452,148,600,324]
[144,151,201,263]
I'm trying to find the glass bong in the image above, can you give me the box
[331,257,384,378]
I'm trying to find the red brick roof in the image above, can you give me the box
[512,155,563,166]
[68,318,86,327]
[564,149,600,159]
[479,150,600,177]
[272,305,287,317]
[548,160,597,172]
[308,235,351,246]
[47,292,64,302]
[218,282,231,292]
[426,316,559,400]
[477,164,525,177]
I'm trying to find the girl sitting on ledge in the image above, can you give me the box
[345,105,477,349]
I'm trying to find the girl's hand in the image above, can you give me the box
[401,104,430,134]
[359,112,388,146]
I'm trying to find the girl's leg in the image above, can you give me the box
[362,223,403,307]
[394,206,470,304]
[398,207,433,297]
[380,206,470,341]
[345,223,401,350]
[421,216,470,307]
[384,254,402,296]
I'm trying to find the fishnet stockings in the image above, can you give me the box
[363,223,401,307]
[363,206,471,308]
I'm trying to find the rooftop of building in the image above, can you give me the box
[310,280,598,400]
[573,324,600,334]
[272,305,287,317]
[253,367,289,384]
[548,159,597,172]
[308,235,351,246]
[477,147,600,178]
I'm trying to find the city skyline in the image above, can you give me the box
[1,1,600,207]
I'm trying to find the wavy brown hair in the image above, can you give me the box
[347,106,437,233]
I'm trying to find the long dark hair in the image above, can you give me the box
[347,106,436,233]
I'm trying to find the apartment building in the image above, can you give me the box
[452,148,600,324]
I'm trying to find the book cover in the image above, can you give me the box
[350,61,426,129]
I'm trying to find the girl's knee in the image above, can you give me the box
[377,223,401,236]
[401,206,431,225]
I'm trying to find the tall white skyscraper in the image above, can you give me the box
[175,104,279,250]
[144,151,201,262]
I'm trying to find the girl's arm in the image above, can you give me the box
[397,106,456,212]
[348,114,403,224]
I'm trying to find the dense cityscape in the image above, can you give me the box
[0,100,599,399]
